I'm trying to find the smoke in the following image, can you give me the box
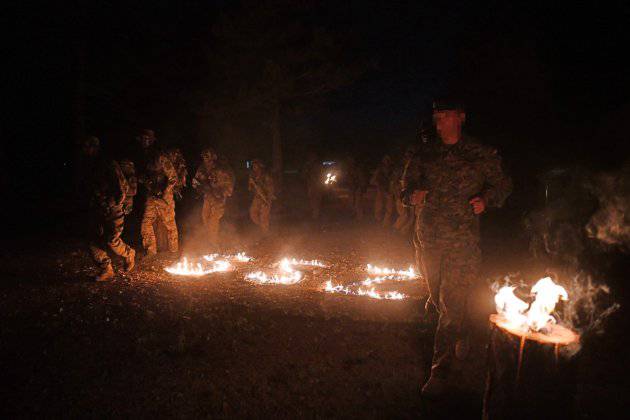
[557,272,620,357]
[586,161,630,251]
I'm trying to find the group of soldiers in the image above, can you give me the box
[79,98,512,399]
[78,129,275,281]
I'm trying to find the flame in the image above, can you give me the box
[366,264,416,278]
[204,252,253,263]
[324,173,337,185]
[165,257,231,276]
[279,257,327,268]
[494,277,569,332]
[246,270,303,285]
[324,280,407,300]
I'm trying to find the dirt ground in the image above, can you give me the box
[1,212,627,418]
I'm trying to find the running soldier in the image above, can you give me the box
[136,129,179,255]
[370,154,393,225]
[346,157,367,221]
[80,136,135,281]
[248,159,275,234]
[192,148,235,246]
[303,151,324,220]
[406,100,512,398]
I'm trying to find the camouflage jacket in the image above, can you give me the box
[192,164,235,201]
[138,148,178,198]
[248,171,275,204]
[91,159,129,215]
[118,159,137,215]
[410,136,512,246]
[370,163,393,190]
[166,148,188,198]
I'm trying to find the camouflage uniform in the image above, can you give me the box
[409,136,512,379]
[89,159,135,272]
[347,160,367,220]
[118,159,137,216]
[167,148,188,200]
[370,156,393,224]
[193,160,235,246]
[303,158,324,220]
[248,166,275,233]
[393,154,416,234]
[139,149,179,254]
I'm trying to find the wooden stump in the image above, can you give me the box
[483,318,579,420]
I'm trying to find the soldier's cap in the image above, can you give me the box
[432,97,465,113]
[138,129,156,139]
[82,136,100,147]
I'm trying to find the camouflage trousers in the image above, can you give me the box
[393,198,413,233]
[141,195,178,254]
[89,206,133,269]
[418,240,481,378]
[202,195,226,246]
[374,188,393,225]
[250,197,271,233]
[307,186,323,220]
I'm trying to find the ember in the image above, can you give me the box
[203,252,254,263]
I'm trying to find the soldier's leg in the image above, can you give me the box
[249,199,260,227]
[430,245,480,379]
[419,246,443,312]
[260,202,271,233]
[382,192,394,228]
[206,199,225,246]
[158,198,179,253]
[393,198,406,230]
[89,222,114,281]
[141,197,158,255]
[374,189,383,221]
[104,210,135,272]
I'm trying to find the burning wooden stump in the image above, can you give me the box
[483,278,580,420]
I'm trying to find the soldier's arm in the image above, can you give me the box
[480,148,512,208]
[112,161,128,206]
[160,154,178,193]
[192,166,204,191]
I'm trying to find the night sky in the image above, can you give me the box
[6,1,630,217]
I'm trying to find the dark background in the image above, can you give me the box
[5,0,630,226]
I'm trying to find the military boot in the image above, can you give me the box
[124,248,136,272]
[95,264,114,282]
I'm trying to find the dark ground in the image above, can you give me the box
[1,197,627,419]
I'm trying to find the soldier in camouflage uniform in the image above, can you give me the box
[303,152,324,220]
[81,136,136,281]
[192,148,235,247]
[370,155,393,225]
[118,159,137,216]
[136,129,179,255]
[346,157,367,221]
[248,159,275,234]
[166,147,188,201]
[392,146,418,234]
[405,101,512,398]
